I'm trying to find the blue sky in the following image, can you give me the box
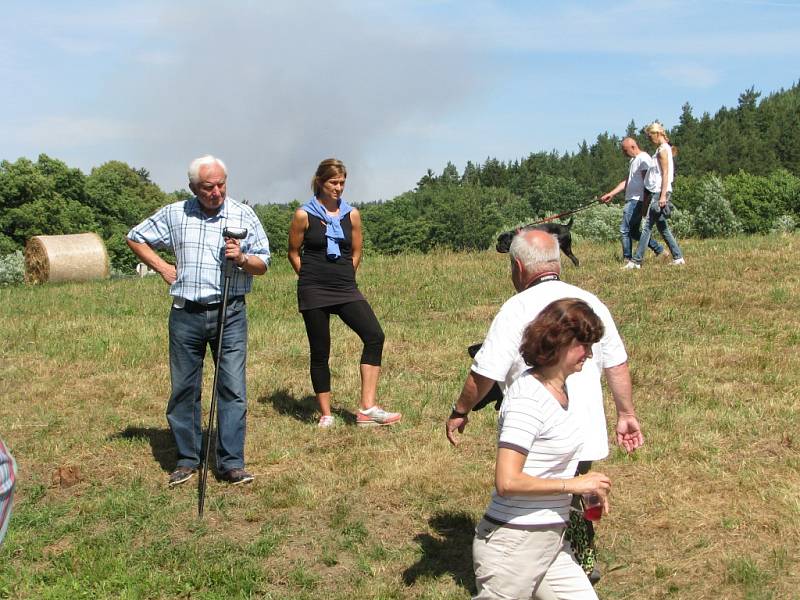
[2,0,799,204]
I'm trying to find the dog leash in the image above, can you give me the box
[526,198,602,226]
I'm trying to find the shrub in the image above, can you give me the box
[767,169,800,217]
[572,204,622,242]
[668,207,694,239]
[0,251,25,286]
[672,174,706,214]
[0,233,18,256]
[105,227,138,274]
[723,171,782,234]
[254,203,296,256]
[770,214,797,234]
[691,176,742,238]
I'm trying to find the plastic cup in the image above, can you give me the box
[583,493,603,521]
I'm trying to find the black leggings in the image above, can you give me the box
[301,300,385,394]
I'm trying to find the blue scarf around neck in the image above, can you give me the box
[302,197,353,260]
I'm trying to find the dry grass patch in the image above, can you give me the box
[1,235,799,598]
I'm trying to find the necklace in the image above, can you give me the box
[544,380,567,397]
[534,374,569,406]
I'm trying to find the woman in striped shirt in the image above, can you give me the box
[473,298,611,599]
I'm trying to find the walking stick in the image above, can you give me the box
[198,226,248,518]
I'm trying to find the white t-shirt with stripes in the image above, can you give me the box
[484,372,583,528]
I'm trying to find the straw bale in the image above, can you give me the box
[24,233,110,284]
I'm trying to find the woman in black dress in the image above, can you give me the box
[288,158,401,428]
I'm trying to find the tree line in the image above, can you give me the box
[1,82,799,274]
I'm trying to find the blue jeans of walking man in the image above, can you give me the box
[167,297,248,473]
[621,199,663,261]
[633,194,683,264]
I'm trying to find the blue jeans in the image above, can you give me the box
[167,297,248,473]
[633,193,683,264]
[621,199,663,260]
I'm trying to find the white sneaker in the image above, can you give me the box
[318,415,335,428]
[357,406,402,427]
[671,258,686,266]
[622,261,640,270]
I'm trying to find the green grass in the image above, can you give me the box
[1,234,799,599]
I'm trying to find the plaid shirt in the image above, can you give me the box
[128,197,270,303]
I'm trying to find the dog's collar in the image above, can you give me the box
[525,272,560,290]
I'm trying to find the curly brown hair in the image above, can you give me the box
[520,298,604,368]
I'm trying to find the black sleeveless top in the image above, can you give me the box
[297,213,365,311]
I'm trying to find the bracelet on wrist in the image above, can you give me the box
[450,403,469,419]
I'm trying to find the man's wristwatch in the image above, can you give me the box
[450,403,469,419]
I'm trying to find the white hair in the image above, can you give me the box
[509,230,561,273]
[187,155,227,185]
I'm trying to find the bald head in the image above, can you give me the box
[621,137,641,158]
[509,229,561,291]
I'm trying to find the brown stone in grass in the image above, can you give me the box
[52,466,82,488]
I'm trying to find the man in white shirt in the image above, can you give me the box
[446,229,643,453]
[600,137,665,264]
[446,228,644,581]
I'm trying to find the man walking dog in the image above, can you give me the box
[446,228,644,581]
[127,155,270,488]
[600,137,666,264]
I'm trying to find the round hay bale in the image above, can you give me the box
[24,233,110,284]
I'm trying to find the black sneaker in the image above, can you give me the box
[168,466,196,488]
[220,468,254,485]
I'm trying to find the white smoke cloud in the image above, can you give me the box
[112,2,487,203]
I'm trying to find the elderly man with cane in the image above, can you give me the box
[446,229,644,586]
[127,155,269,491]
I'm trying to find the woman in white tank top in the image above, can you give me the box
[629,121,685,268]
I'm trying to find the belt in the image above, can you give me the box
[184,296,244,313]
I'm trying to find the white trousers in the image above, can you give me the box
[472,518,598,600]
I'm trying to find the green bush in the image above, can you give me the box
[691,176,742,238]
[672,174,705,214]
[254,203,296,256]
[770,214,797,233]
[0,251,24,286]
[572,204,622,242]
[0,233,18,255]
[767,169,800,217]
[104,226,139,274]
[724,171,783,233]
[667,207,695,239]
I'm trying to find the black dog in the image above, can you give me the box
[467,343,504,411]
[495,217,579,266]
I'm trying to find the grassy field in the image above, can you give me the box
[1,234,799,599]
